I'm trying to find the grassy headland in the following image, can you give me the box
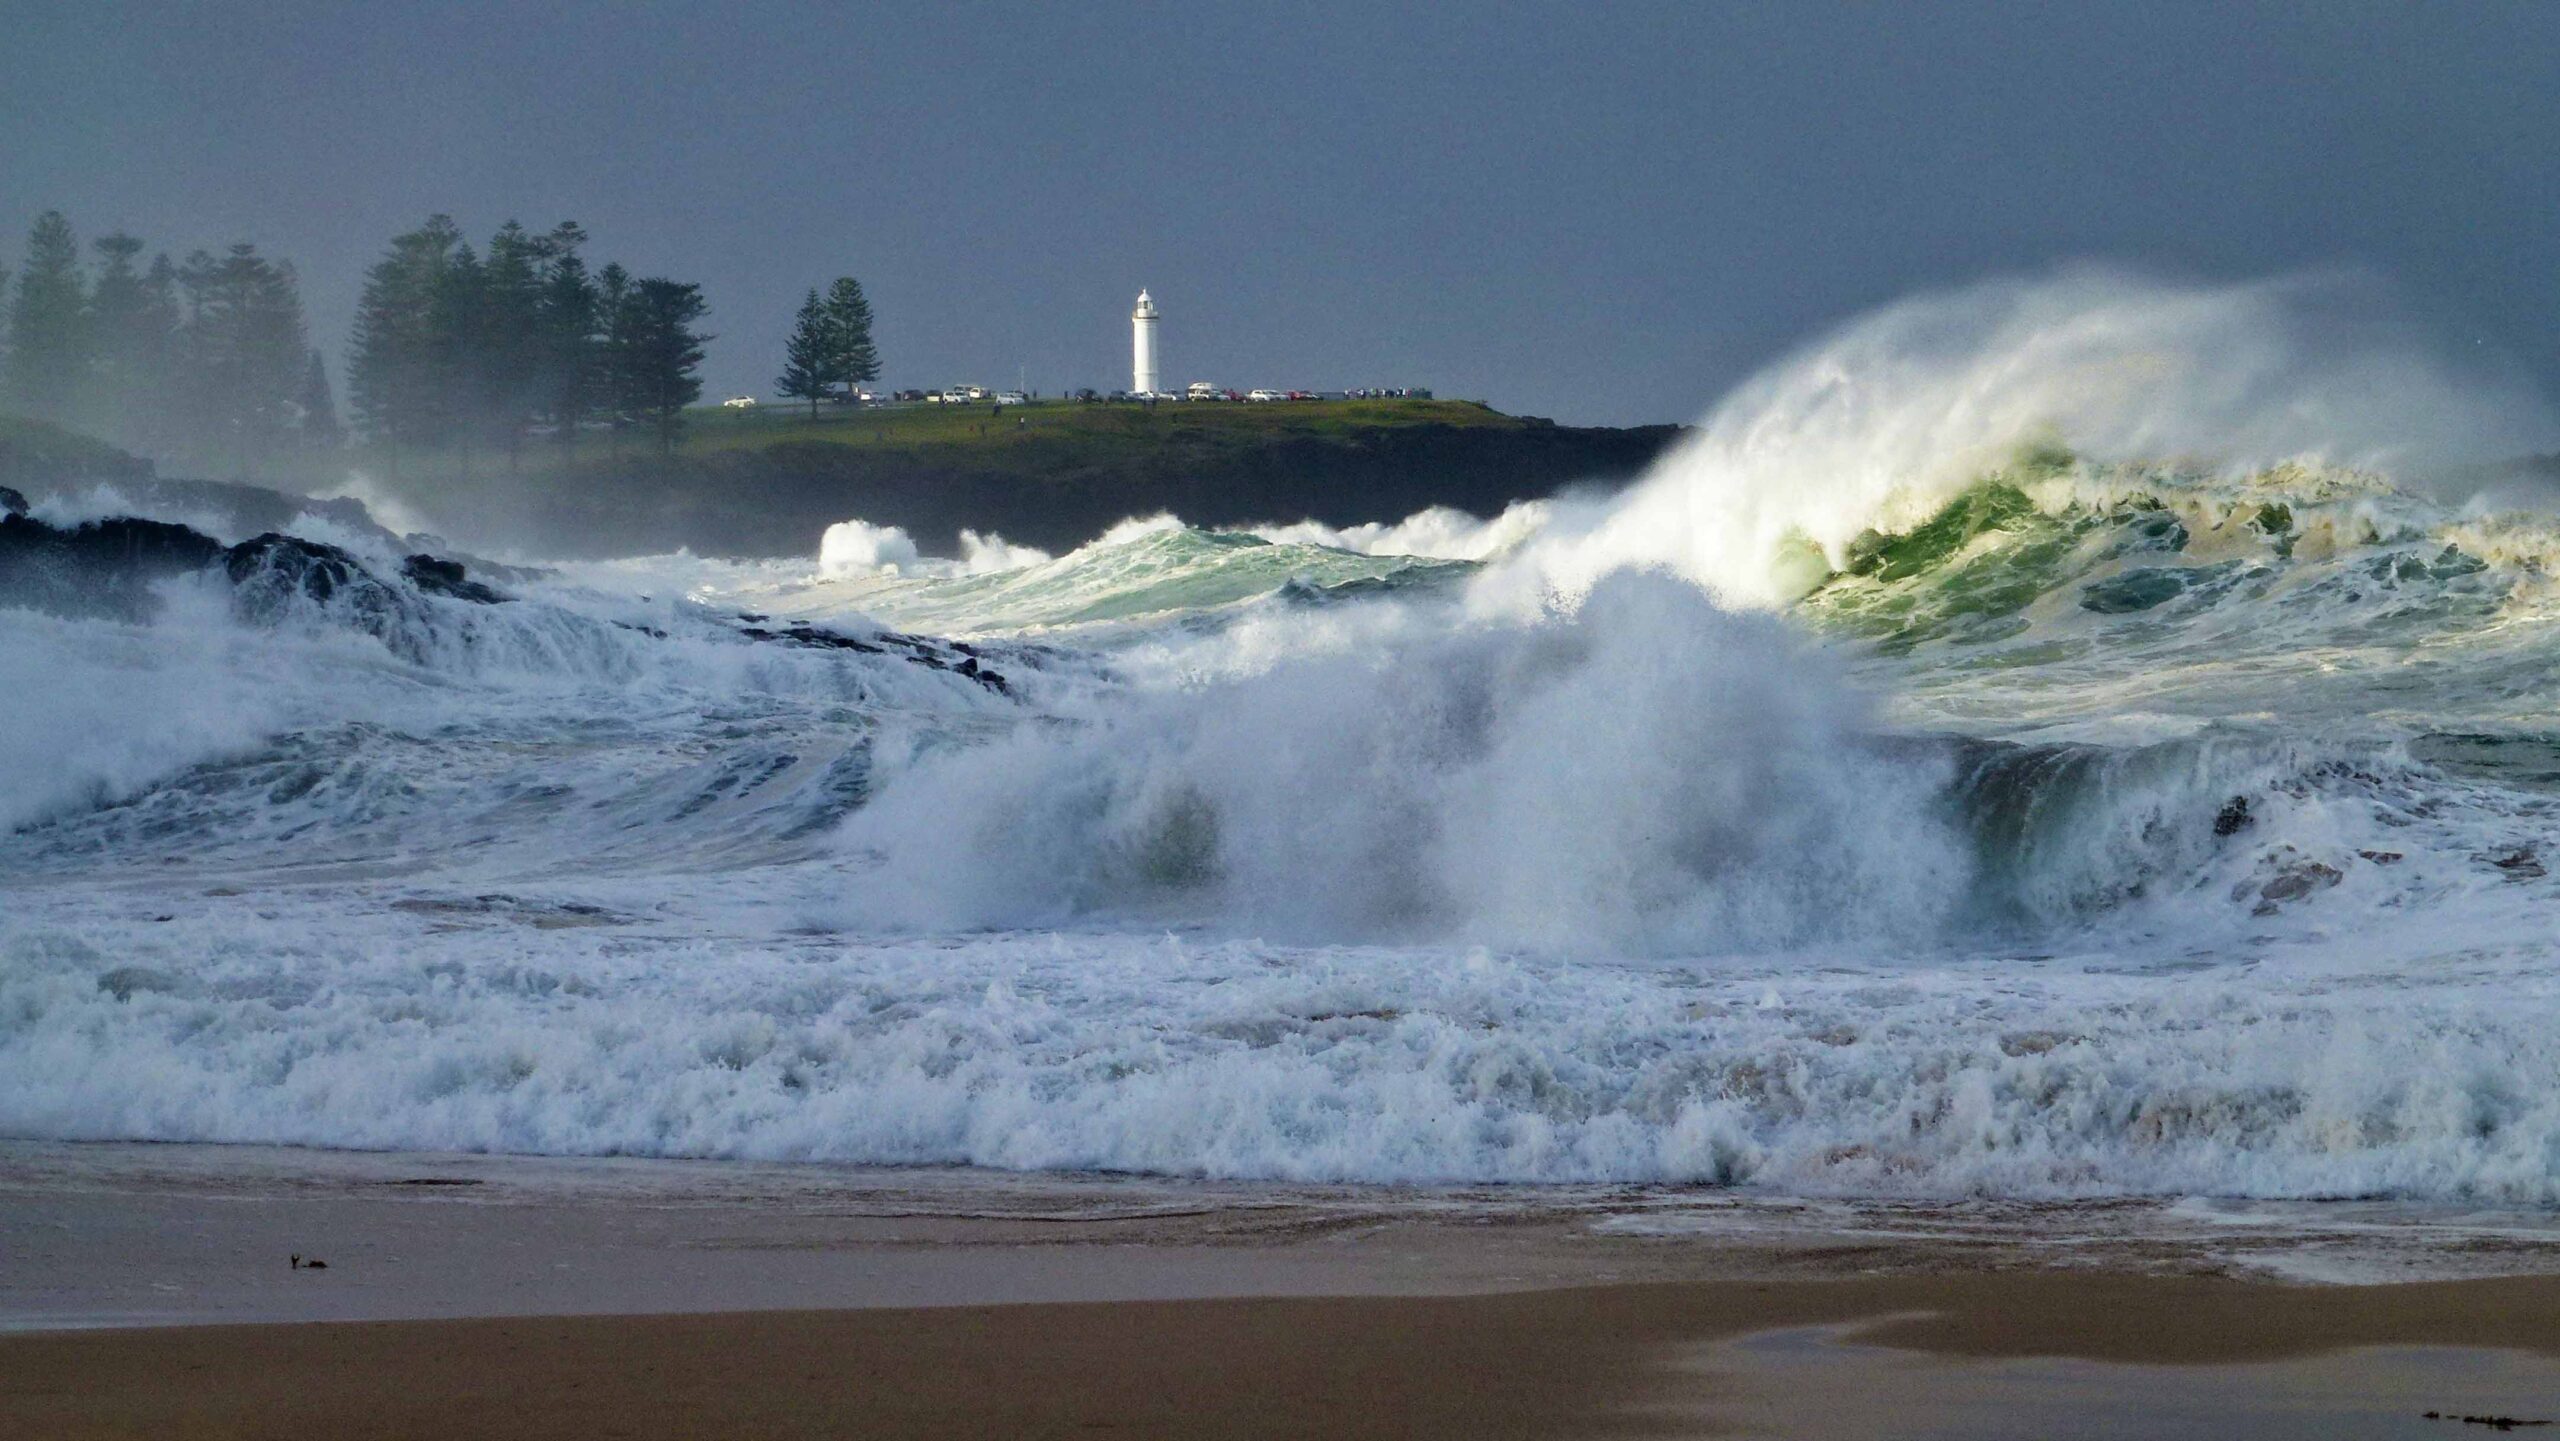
[0,401,1684,560]
[368,398,1685,558]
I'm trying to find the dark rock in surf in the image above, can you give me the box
[2489,847,2547,880]
[400,553,510,604]
[2213,797,2253,837]
[0,511,227,619]
[2251,858,2343,914]
[2260,862,2342,902]
[0,485,24,517]
[740,622,886,654]
[224,533,382,609]
[223,534,446,658]
[735,618,1014,696]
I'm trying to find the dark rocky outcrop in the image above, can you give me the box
[224,532,377,605]
[3,504,1021,697]
[0,511,228,619]
[0,512,513,627]
[0,485,25,517]
[736,619,1013,695]
[400,554,510,604]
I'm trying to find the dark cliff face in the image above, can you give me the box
[431,419,1684,559]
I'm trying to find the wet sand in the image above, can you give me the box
[9,1142,2560,1438]
[11,1276,2560,1439]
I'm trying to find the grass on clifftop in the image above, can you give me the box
[341,397,1574,497]
[674,397,1537,456]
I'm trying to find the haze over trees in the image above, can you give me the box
[617,279,710,456]
[775,276,882,418]
[2,210,326,475]
[346,215,711,471]
[0,208,715,483]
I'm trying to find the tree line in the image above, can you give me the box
[1,210,333,473]
[348,215,713,467]
[8,205,889,478]
[776,277,879,418]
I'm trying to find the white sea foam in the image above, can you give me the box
[0,596,286,833]
[10,882,2560,1195]
[818,518,926,575]
[842,572,1966,952]
[1251,501,1554,562]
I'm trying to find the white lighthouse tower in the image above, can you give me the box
[1131,289,1160,396]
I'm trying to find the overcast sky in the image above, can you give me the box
[4,1,2556,426]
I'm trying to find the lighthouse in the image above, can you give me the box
[1131,289,1160,396]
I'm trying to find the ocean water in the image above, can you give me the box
[10,270,2560,1200]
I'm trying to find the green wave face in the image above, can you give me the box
[1793,450,2542,737]
[1807,481,2108,652]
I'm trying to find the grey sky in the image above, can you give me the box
[3,0,2555,427]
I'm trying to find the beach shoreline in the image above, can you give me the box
[9,1140,2560,1436]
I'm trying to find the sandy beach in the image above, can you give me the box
[8,1142,2560,1438]
[12,1278,2560,1440]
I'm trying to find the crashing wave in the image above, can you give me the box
[14,268,2560,1200]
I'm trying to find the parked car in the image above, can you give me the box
[993,391,1029,406]
[721,395,758,409]
[893,389,927,402]
[1247,389,1283,402]
[1186,381,1221,400]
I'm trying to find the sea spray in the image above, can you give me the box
[841,571,1969,952]
[1473,267,2554,611]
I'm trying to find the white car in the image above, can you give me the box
[1247,389,1283,402]
[993,391,1029,406]
[721,395,758,409]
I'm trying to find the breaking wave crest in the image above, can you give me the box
[844,573,1967,953]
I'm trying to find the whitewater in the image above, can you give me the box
[12,269,2560,1200]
